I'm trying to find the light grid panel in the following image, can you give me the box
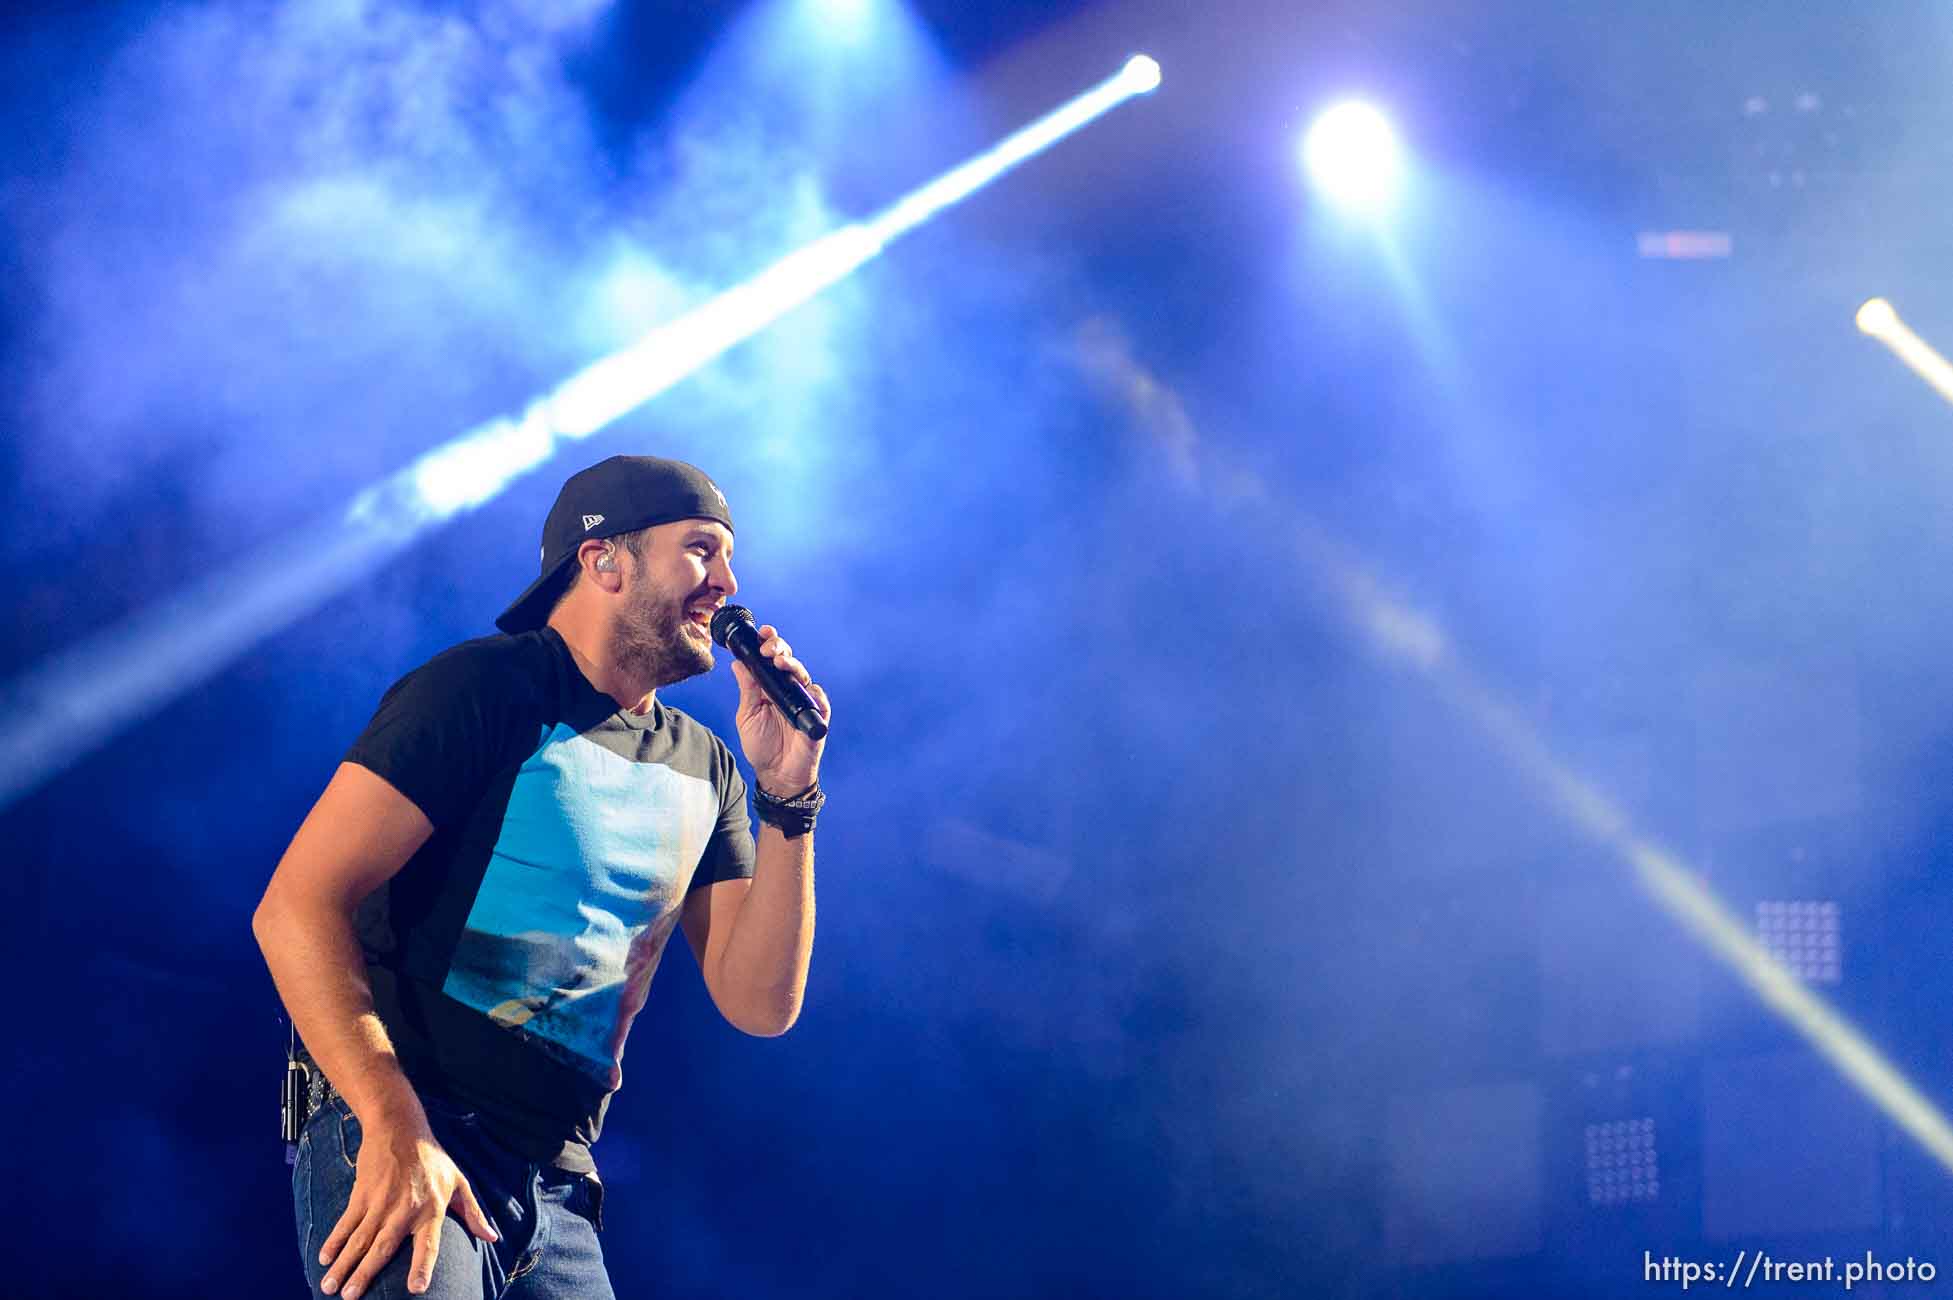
[1585,1117,1660,1207]
[1756,901,1841,984]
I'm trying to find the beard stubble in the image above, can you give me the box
[609,575,715,692]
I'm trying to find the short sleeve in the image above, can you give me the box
[343,641,542,829]
[690,740,756,891]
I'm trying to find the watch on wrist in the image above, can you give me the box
[753,779,824,837]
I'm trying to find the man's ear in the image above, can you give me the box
[577,539,623,590]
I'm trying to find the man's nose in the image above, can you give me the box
[713,559,738,598]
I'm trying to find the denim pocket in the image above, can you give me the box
[335,1101,361,1170]
[296,1102,362,1285]
[292,1119,316,1267]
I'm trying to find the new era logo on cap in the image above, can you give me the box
[582,514,605,531]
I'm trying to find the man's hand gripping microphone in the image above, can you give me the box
[709,604,829,741]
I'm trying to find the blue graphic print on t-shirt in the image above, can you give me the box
[441,722,721,1088]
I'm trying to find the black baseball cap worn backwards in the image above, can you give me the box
[496,455,734,635]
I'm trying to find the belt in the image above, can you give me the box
[304,1059,338,1116]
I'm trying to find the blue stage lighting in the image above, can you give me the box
[1119,55,1161,95]
[1301,100,1403,214]
[0,55,1163,810]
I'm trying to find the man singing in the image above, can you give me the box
[252,455,828,1300]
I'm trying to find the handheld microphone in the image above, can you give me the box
[710,604,829,741]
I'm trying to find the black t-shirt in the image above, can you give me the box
[337,626,754,1173]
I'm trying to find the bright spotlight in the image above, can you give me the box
[1857,297,1953,409]
[1302,100,1403,214]
[1120,54,1161,94]
[1856,296,1897,338]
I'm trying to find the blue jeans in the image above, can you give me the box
[291,1092,614,1300]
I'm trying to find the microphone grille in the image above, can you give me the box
[708,604,754,648]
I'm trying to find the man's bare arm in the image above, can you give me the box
[683,623,826,1037]
[682,823,815,1036]
[252,761,496,1299]
[252,761,435,1128]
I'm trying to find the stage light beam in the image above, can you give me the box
[1082,325,1953,1180]
[0,55,1163,810]
[1857,297,1953,408]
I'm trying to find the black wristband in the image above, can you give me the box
[753,780,824,838]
